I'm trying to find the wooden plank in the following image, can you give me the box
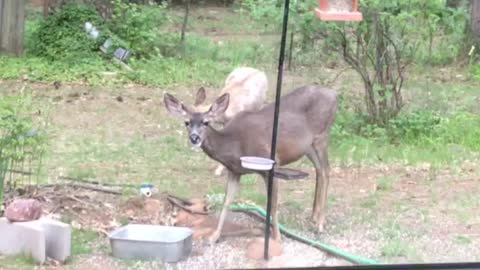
[0,0,25,56]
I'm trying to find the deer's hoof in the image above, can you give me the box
[208,231,221,245]
[214,166,223,176]
[317,222,325,233]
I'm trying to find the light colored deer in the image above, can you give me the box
[194,67,268,176]
[164,84,337,245]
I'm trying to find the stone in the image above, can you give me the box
[246,237,282,260]
[5,198,42,222]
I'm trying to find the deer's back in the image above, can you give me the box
[220,67,268,120]
[224,85,337,165]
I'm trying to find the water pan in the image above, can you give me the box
[240,156,275,171]
[108,224,193,262]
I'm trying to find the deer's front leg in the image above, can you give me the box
[208,170,240,245]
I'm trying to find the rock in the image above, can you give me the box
[187,198,208,213]
[144,198,164,215]
[5,199,42,222]
[174,210,196,227]
[192,227,214,240]
[246,237,282,260]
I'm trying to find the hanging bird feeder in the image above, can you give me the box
[314,0,363,21]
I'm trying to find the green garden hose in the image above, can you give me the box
[229,203,380,265]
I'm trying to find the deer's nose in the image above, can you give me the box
[189,134,201,145]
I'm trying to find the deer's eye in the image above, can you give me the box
[184,121,190,126]
[203,121,209,126]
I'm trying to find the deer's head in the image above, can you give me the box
[164,87,230,148]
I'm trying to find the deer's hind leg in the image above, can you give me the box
[307,132,330,232]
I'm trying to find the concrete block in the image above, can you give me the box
[0,217,71,264]
[0,218,46,263]
[40,218,71,262]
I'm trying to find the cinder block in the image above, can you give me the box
[0,217,71,264]
[40,218,71,262]
[0,218,46,263]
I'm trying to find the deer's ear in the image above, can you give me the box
[207,93,229,119]
[164,93,190,119]
[194,87,206,106]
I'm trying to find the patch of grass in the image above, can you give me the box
[453,192,480,225]
[68,166,97,180]
[380,238,408,257]
[72,229,99,255]
[239,185,266,206]
[359,193,379,209]
[454,235,473,245]
[376,176,397,191]
[241,174,257,185]
[284,198,304,211]
[0,254,37,269]
[0,55,115,85]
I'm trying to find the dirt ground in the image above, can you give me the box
[1,78,479,269]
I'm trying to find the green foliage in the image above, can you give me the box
[472,64,480,81]
[72,229,98,255]
[0,91,48,207]
[387,111,443,143]
[331,107,480,166]
[29,3,105,61]
[108,0,170,58]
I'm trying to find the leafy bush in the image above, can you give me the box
[333,108,480,152]
[387,111,443,143]
[108,0,170,58]
[29,4,106,61]
[0,92,48,208]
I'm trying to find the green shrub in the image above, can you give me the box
[108,0,170,58]
[0,92,48,208]
[30,4,106,61]
[387,111,443,143]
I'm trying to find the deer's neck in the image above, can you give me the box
[201,126,234,166]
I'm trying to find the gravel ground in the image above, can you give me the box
[65,212,349,270]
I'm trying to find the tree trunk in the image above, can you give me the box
[43,0,49,17]
[287,29,294,71]
[180,0,190,45]
[447,0,462,8]
[0,0,25,56]
[472,0,480,41]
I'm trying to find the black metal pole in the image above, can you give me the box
[264,0,290,261]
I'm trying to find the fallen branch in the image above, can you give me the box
[8,169,136,188]
[167,194,211,215]
[41,183,121,195]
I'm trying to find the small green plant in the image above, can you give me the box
[72,229,98,255]
[376,176,397,191]
[455,235,472,245]
[360,193,378,209]
[0,90,48,208]
[380,238,410,258]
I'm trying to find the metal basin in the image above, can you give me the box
[108,224,193,262]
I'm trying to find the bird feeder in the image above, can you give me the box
[314,0,363,21]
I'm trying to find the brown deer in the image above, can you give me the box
[164,84,337,245]
[194,67,268,176]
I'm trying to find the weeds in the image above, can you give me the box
[0,90,49,207]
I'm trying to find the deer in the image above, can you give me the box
[193,67,269,176]
[164,84,337,245]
